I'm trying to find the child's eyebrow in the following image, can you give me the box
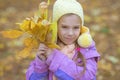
[61,23,80,26]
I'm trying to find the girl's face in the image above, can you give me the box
[57,14,82,45]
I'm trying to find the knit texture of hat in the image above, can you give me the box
[53,0,84,26]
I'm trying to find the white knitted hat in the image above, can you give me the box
[53,0,84,26]
[52,0,92,48]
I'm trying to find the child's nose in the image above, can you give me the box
[68,29,74,36]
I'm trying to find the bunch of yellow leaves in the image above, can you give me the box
[0,1,60,58]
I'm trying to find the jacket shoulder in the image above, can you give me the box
[80,40,100,61]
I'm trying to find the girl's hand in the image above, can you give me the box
[60,44,75,59]
[37,43,52,60]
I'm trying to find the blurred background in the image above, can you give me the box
[0,0,120,80]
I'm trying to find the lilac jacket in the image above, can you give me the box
[26,41,100,80]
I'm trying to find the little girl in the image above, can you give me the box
[26,0,100,80]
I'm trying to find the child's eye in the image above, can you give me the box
[74,26,79,29]
[62,26,68,28]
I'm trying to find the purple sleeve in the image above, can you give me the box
[26,56,48,80]
[46,48,100,80]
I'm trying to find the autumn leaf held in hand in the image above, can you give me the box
[0,30,23,39]
[1,1,60,59]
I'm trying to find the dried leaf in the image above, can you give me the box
[0,43,4,49]
[50,22,57,43]
[30,20,36,29]
[98,60,112,71]
[24,37,38,48]
[107,56,119,64]
[38,25,49,42]
[0,30,23,38]
[17,47,32,58]
[20,20,31,31]
[84,15,91,23]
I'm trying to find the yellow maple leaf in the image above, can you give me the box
[30,20,36,29]
[20,20,31,31]
[37,24,50,42]
[1,1,60,60]
[29,22,41,36]
[0,30,23,38]
[45,42,60,49]
[50,22,57,43]
[17,47,32,58]
[24,37,39,48]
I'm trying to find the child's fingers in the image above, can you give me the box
[37,52,47,60]
[38,47,48,51]
[39,43,48,49]
[37,49,47,54]
[37,50,47,57]
[39,55,47,60]
[37,43,53,59]
[38,43,48,51]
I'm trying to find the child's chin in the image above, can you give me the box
[64,42,75,45]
